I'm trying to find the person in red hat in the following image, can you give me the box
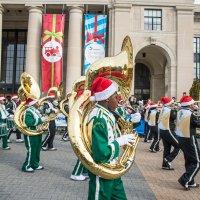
[176,96,200,190]
[158,96,180,170]
[0,96,10,150]
[22,98,47,173]
[87,77,135,200]
[148,103,161,152]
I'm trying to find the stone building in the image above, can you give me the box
[0,0,200,100]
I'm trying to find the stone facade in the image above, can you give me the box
[0,0,199,100]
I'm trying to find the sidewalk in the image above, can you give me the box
[0,135,155,200]
[135,139,200,200]
[0,135,199,200]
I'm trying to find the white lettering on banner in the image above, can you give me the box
[85,42,105,64]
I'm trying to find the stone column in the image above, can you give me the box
[0,5,4,79]
[25,6,42,85]
[66,6,83,91]
[108,4,114,56]
[176,6,193,99]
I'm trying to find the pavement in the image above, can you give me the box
[0,135,199,200]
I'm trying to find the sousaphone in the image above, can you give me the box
[68,36,140,179]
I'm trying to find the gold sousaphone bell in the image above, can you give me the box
[14,72,60,136]
[67,36,140,180]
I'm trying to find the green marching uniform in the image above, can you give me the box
[0,105,9,149]
[71,159,87,177]
[22,106,43,172]
[88,104,127,200]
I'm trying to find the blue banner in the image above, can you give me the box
[83,14,107,74]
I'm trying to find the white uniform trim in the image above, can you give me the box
[152,127,160,151]
[25,136,31,170]
[74,160,81,176]
[95,176,100,200]
[108,143,115,162]
[185,136,200,187]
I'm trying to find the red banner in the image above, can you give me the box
[41,14,65,92]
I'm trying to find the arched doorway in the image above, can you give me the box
[134,44,171,100]
[134,63,150,100]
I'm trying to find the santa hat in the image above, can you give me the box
[11,95,18,100]
[149,103,158,108]
[48,94,55,99]
[160,96,174,106]
[0,96,5,101]
[90,77,118,101]
[180,96,194,106]
[25,98,38,106]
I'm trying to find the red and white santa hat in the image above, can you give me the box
[25,98,38,106]
[180,96,194,106]
[0,96,5,101]
[90,77,118,101]
[149,103,158,108]
[160,96,174,106]
[11,95,18,100]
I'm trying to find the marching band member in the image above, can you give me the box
[6,95,23,143]
[176,96,200,190]
[22,98,47,173]
[41,96,58,151]
[87,77,135,200]
[148,103,160,152]
[143,100,151,142]
[0,97,10,150]
[158,97,180,170]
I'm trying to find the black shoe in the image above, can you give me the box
[149,149,157,153]
[62,137,70,142]
[188,183,199,188]
[162,158,174,170]
[48,147,57,151]
[178,178,190,190]
[41,146,48,151]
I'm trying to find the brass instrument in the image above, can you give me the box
[67,36,140,179]
[14,73,61,136]
[60,76,86,117]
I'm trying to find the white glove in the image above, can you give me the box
[41,116,48,122]
[115,134,135,147]
[52,100,59,107]
[130,113,141,123]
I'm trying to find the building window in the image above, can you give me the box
[194,37,200,79]
[144,9,162,31]
[1,30,27,94]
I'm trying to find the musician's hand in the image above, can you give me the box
[130,113,141,123]
[41,116,48,122]
[115,134,135,147]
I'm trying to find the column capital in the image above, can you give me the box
[0,4,4,14]
[25,4,43,14]
[112,3,132,9]
[176,5,194,12]
[67,5,84,13]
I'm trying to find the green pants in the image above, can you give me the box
[72,159,87,176]
[88,172,127,200]
[0,135,8,148]
[22,135,42,171]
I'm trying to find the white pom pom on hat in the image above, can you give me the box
[90,77,118,102]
